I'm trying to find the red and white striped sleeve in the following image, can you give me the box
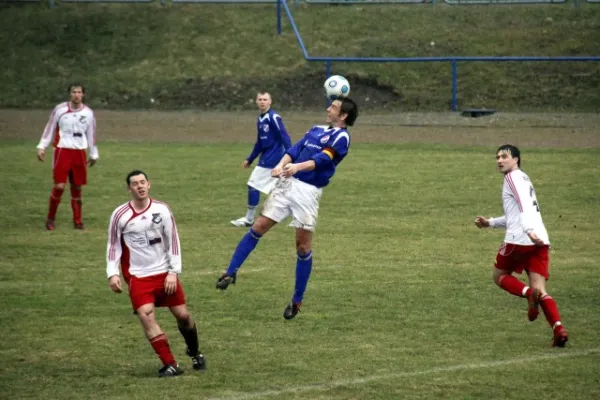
[505,171,538,233]
[106,204,129,278]
[37,104,62,150]
[161,203,182,274]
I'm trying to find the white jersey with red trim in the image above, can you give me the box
[489,169,550,245]
[106,199,181,280]
[36,102,99,160]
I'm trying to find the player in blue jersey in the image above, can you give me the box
[217,97,358,320]
[230,92,292,227]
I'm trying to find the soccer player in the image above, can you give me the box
[474,145,568,347]
[230,92,292,227]
[36,83,99,230]
[217,97,359,320]
[106,170,206,377]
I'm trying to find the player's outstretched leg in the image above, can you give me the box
[231,186,259,227]
[70,184,84,229]
[284,246,313,320]
[46,184,65,230]
[216,228,263,290]
[171,306,206,372]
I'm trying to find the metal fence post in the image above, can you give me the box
[451,60,458,112]
[277,0,282,36]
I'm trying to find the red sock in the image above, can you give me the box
[70,186,82,224]
[48,187,64,220]
[498,275,528,298]
[540,295,562,328]
[149,333,176,366]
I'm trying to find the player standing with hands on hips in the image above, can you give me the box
[230,91,292,227]
[106,170,206,377]
[36,83,98,230]
[217,97,358,320]
[475,145,568,347]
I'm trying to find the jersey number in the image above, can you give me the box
[529,186,540,212]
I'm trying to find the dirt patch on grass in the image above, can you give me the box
[1,109,598,149]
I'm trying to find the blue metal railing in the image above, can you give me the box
[277,0,600,111]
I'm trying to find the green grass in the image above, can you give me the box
[1,140,599,399]
[0,3,599,111]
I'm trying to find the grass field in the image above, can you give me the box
[1,111,599,399]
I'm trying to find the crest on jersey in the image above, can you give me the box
[79,116,86,124]
[320,135,330,144]
[152,213,162,224]
[263,124,269,132]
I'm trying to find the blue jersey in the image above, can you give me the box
[247,109,292,169]
[286,125,350,188]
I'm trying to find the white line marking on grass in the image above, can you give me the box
[209,348,600,400]
[196,268,268,276]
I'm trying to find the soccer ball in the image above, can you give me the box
[324,75,350,101]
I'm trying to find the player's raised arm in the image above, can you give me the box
[162,207,182,275]
[36,105,60,161]
[86,111,99,165]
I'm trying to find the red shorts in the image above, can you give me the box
[128,272,186,311]
[52,148,87,185]
[495,243,550,279]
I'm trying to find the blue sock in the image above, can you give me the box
[226,228,262,276]
[293,251,313,304]
[248,186,260,207]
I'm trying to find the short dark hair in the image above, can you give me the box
[340,97,358,126]
[67,83,85,94]
[126,170,149,185]
[497,144,521,167]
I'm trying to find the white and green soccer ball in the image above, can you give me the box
[324,75,350,101]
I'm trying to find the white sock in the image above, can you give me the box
[553,321,562,330]
[522,286,530,297]
[245,206,256,222]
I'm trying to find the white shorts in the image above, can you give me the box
[261,177,323,232]
[248,166,278,195]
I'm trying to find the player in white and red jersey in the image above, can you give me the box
[106,170,206,377]
[475,145,568,347]
[36,84,99,230]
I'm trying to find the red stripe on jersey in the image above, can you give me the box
[109,205,130,261]
[505,173,523,212]
[120,237,131,284]
[154,200,179,256]
[52,126,60,148]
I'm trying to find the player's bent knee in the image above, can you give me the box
[253,216,275,234]
[176,313,193,326]
[54,183,66,190]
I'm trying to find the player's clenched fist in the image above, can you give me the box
[37,149,45,162]
[108,275,123,293]
[474,216,490,228]
[282,163,299,178]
